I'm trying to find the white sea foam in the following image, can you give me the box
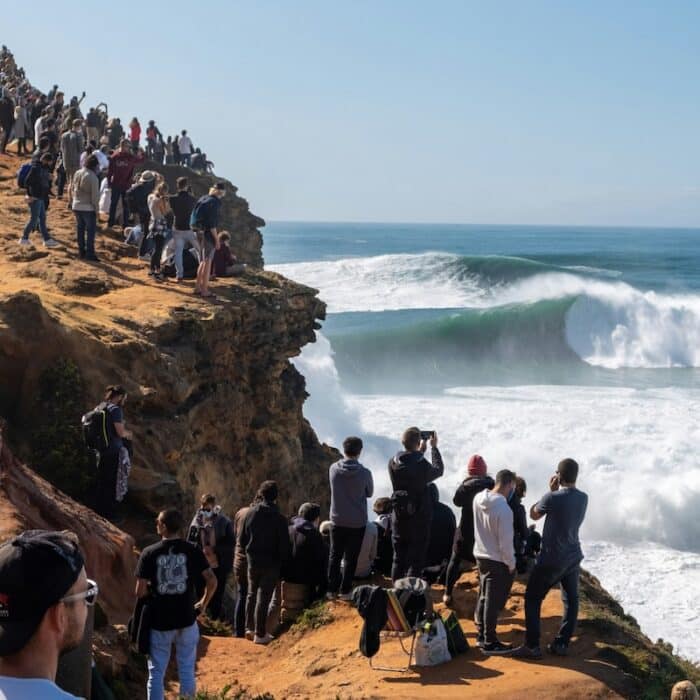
[292,336,700,660]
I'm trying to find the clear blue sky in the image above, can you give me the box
[6,1,699,226]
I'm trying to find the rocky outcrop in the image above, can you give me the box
[0,421,136,622]
[145,161,265,268]
[0,152,338,525]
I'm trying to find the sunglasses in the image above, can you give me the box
[61,579,99,607]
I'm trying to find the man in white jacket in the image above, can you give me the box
[472,469,516,655]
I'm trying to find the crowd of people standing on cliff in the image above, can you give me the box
[1,46,242,298]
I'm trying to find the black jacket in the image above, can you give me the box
[282,517,327,595]
[388,447,444,522]
[213,513,235,573]
[237,502,290,569]
[425,501,456,568]
[25,162,51,201]
[352,585,388,658]
[169,190,196,230]
[509,494,528,560]
[452,475,495,560]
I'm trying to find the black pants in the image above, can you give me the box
[525,562,580,649]
[207,567,230,621]
[234,568,247,637]
[445,550,475,595]
[16,137,27,154]
[95,449,119,519]
[246,565,279,638]
[0,121,11,152]
[108,186,129,227]
[391,516,431,581]
[327,524,365,594]
[474,558,514,644]
[150,233,165,272]
[137,209,152,256]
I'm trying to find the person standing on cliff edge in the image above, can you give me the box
[0,530,98,700]
[511,458,588,660]
[191,182,226,300]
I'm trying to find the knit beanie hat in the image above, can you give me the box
[467,454,487,477]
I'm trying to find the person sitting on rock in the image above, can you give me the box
[372,497,393,576]
[422,483,456,584]
[210,231,246,279]
[281,503,327,620]
[443,454,494,606]
[237,480,290,645]
[512,458,589,660]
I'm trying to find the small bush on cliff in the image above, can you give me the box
[30,359,95,502]
[291,601,334,632]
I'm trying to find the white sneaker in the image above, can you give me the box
[442,594,453,606]
[43,238,60,248]
[18,238,30,246]
[253,634,274,645]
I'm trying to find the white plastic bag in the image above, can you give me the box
[414,618,451,667]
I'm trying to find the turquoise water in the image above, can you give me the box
[266,221,700,660]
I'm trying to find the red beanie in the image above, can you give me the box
[467,454,487,477]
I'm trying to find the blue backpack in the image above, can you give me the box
[16,162,32,189]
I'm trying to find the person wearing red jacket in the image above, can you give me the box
[107,139,144,228]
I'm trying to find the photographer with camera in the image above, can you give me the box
[512,458,588,660]
[388,427,444,581]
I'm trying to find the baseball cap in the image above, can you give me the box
[0,530,84,656]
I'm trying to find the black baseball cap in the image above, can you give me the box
[0,530,84,656]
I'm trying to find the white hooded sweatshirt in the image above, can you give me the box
[473,489,516,570]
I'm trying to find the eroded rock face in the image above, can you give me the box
[0,422,137,623]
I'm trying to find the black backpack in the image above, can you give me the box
[81,402,111,451]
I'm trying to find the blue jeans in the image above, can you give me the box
[181,153,191,167]
[524,562,580,649]
[22,198,49,241]
[108,186,129,227]
[147,622,199,700]
[74,210,97,256]
[234,570,248,637]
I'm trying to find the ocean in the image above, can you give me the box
[266,221,700,662]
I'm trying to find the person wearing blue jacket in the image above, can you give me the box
[327,436,374,600]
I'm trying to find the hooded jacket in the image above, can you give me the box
[388,447,444,521]
[107,149,145,190]
[237,501,290,570]
[473,489,515,570]
[452,475,495,560]
[329,458,374,528]
[282,516,327,593]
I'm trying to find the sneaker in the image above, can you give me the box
[337,592,353,602]
[442,594,452,606]
[482,640,514,655]
[511,645,543,660]
[244,630,254,641]
[253,634,274,645]
[547,641,569,657]
[18,238,30,246]
[475,635,485,649]
[43,238,60,248]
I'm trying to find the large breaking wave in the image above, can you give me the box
[272,252,700,377]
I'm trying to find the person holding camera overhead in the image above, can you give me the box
[388,427,444,581]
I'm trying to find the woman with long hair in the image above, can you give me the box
[147,180,171,280]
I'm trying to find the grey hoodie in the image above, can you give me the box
[329,458,374,528]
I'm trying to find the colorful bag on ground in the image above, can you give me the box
[441,611,469,656]
[414,616,451,667]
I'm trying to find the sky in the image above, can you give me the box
[5,1,699,226]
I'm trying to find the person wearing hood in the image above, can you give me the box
[107,139,145,228]
[388,427,444,581]
[473,469,516,655]
[444,454,495,605]
[422,483,456,583]
[327,436,374,601]
[281,503,327,619]
[237,480,289,645]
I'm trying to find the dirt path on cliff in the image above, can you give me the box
[186,571,630,700]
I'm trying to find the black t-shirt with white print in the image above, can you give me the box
[135,538,209,631]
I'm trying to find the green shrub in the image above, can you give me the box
[30,359,95,502]
[290,601,334,632]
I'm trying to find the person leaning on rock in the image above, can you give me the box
[0,530,98,700]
